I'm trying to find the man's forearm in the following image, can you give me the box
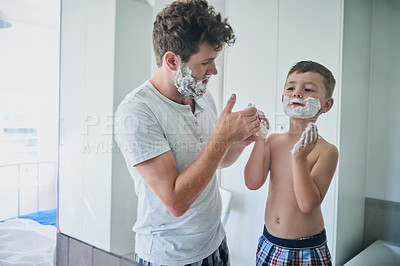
[172,133,232,215]
[218,141,247,169]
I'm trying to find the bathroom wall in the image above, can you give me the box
[110,0,152,256]
[363,0,400,249]
[59,0,153,255]
[335,0,372,263]
[365,0,400,204]
[59,0,117,252]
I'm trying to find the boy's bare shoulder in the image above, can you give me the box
[265,133,290,153]
[266,132,285,142]
[317,137,339,157]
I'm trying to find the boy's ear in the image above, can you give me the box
[164,51,181,71]
[320,98,334,114]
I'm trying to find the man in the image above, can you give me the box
[115,0,261,265]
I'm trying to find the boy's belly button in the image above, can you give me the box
[276,217,280,224]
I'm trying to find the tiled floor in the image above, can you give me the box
[56,233,141,266]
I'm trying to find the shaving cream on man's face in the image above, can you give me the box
[282,96,321,119]
[174,64,212,100]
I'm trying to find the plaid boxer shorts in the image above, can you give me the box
[256,226,332,266]
[134,236,229,266]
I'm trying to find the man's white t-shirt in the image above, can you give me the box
[115,81,225,265]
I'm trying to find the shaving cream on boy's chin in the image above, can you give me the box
[282,96,321,119]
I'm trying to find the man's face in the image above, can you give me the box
[185,42,218,81]
[174,43,219,100]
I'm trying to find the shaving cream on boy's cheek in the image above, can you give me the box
[174,64,212,100]
[282,96,321,119]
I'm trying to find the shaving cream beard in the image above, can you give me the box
[174,64,211,100]
[282,96,321,119]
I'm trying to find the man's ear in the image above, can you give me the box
[321,98,334,114]
[164,51,181,71]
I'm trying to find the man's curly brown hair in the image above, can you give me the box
[153,0,236,67]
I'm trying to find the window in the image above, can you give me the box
[0,0,60,221]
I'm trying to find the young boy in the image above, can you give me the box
[245,61,338,266]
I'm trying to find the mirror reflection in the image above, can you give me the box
[59,0,400,265]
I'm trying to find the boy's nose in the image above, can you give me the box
[293,88,303,98]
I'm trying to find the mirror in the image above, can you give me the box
[59,0,400,264]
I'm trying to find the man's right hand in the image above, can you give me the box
[215,93,261,145]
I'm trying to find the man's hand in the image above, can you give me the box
[216,94,260,145]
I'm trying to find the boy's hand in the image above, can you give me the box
[246,104,269,140]
[255,110,269,140]
[291,123,318,157]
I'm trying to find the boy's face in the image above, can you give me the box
[282,71,333,118]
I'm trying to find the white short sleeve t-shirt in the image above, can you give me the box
[115,81,225,265]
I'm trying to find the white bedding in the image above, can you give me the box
[0,218,56,266]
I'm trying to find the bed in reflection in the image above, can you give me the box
[0,161,57,265]
[0,209,57,265]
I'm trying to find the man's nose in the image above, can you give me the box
[208,61,218,75]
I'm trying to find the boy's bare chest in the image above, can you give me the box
[269,138,319,180]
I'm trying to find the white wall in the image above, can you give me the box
[111,0,153,256]
[336,2,400,264]
[59,0,156,256]
[365,0,400,203]
[335,0,372,264]
[59,0,116,251]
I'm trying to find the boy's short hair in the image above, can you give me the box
[287,61,336,98]
[152,0,236,67]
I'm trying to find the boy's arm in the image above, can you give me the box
[292,142,338,213]
[244,135,272,190]
[218,136,255,169]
